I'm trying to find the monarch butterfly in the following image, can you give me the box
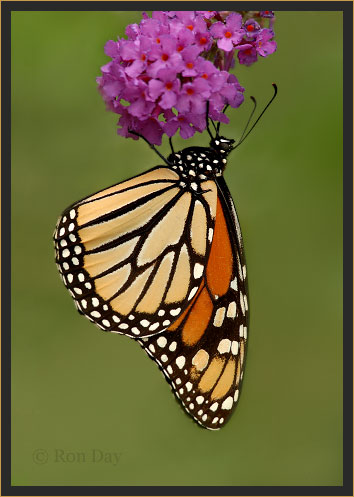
[54,85,277,430]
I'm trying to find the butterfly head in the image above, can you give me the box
[209,136,235,157]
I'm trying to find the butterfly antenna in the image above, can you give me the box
[233,83,278,150]
[210,118,218,134]
[205,101,214,140]
[237,96,257,145]
[128,129,173,166]
[217,104,230,134]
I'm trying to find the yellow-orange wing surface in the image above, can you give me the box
[54,166,217,339]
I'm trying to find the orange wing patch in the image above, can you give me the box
[181,287,213,346]
[206,197,233,297]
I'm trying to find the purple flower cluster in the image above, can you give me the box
[97,10,277,144]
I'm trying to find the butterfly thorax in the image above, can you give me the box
[168,146,228,192]
[168,137,235,188]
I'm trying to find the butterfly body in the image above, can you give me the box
[54,134,248,430]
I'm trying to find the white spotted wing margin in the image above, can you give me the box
[54,166,216,339]
[138,178,249,430]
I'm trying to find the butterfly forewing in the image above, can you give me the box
[54,166,217,339]
[138,188,248,429]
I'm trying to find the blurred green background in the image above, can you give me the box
[11,11,343,486]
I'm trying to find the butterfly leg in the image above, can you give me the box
[128,129,173,167]
[216,104,229,133]
[169,136,175,155]
[205,101,214,141]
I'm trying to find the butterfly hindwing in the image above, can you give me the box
[54,166,217,339]
[138,185,248,429]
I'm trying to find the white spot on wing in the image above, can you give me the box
[157,336,167,348]
[231,341,239,355]
[169,341,177,351]
[240,292,245,315]
[244,294,248,311]
[188,286,198,301]
[243,265,247,279]
[221,396,233,410]
[193,263,204,279]
[149,322,159,331]
[213,307,226,327]
[170,308,181,316]
[176,356,185,369]
[217,339,231,354]
[226,301,236,318]
[239,324,244,337]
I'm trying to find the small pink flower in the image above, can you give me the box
[210,13,244,51]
